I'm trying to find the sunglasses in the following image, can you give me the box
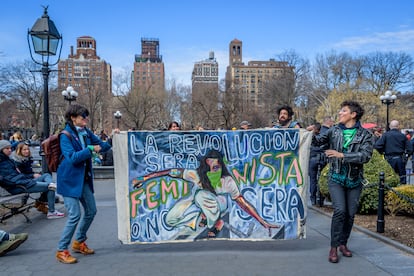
[80,113,89,119]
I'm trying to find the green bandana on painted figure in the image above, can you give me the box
[207,169,222,189]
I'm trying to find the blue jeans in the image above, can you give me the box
[328,180,362,247]
[8,173,56,212]
[29,173,56,212]
[57,183,97,251]
[0,230,6,241]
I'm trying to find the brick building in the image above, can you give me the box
[225,39,294,112]
[133,38,165,93]
[58,36,112,133]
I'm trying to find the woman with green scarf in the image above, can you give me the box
[132,149,278,237]
[312,100,373,263]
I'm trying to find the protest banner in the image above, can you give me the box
[114,129,312,244]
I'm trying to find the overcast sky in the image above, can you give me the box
[1,0,414,86]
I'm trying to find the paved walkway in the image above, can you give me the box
[1,179,413,276]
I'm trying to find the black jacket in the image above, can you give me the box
[0,152,36,192]
[312,123,374,181]
[374,129,413,157]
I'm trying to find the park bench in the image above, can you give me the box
[0,176,34,223]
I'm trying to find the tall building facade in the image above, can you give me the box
[191,51,219,97]
[191,52,219,129]
[133,38,165,92]
[58,36,112,133]
[225,38,294,109]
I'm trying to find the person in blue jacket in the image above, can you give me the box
[0,140,63,219]
[55,104,112,264]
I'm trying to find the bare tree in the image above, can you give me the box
[0,60,51,135]
[276,50,312,99]
[363,51,414,95]
[115,82,163,130]
[162,78,185,129]
[191,84,222,130]
[308,51,367,121]
[77,76,112,132]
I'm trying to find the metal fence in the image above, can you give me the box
[362,171,414,233]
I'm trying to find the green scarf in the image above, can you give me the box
[342,128,357,150]
[207,169,222,189]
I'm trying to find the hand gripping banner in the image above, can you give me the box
[113,129,312,244]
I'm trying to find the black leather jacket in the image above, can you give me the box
[312,123,374,181]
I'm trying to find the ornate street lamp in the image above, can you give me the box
[62,86,78,105]
[114,111,122,129]
[28,6,62,173]
[380,90,397,131]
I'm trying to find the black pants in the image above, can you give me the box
[309,158,326,201]
[328,181,362,247]
[386,156,406,184]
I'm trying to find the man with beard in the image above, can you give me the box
[273,105,301,129]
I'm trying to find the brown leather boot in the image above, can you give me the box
[72,240,95,255]
[56,250,77,264]
[35,201,48,214]
[339,244,353,257]
[329,247,339,263]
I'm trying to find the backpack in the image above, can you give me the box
[41,130,71,172]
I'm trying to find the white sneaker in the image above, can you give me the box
[48,182,57,191]
[47,210,65,219]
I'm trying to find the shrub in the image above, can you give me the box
[318,150,400,214]
[385,185,414,216]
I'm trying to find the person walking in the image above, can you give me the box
[374,120,413,184]
[55,104,112,264]
[312,100,373,263]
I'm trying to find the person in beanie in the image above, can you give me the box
[240,121,251,130]
[0,140,63,219]
[55,104,113,264]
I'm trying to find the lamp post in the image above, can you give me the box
[114,111,122,129]
[28,6,62,173]
[380,90,397,131]
[62,86,78,105]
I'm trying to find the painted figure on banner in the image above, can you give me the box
[133,149,281,239]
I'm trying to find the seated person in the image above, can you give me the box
[11,142,50,213]
[0,140,64,219]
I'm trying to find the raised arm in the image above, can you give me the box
[132,168,185,188]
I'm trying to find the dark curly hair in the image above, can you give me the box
[168,121,180,130]
[277,105,294,117]
[340,100,364,121]
[64,104,89,123]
